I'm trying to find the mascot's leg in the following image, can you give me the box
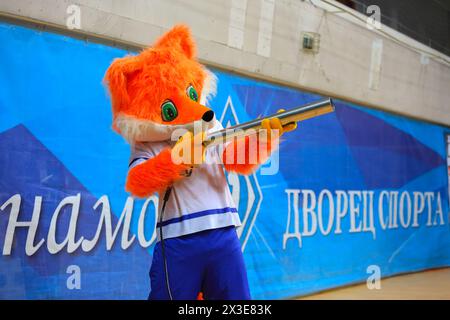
[148,226,251,300]
[148,236,204,300]
[202,226,251,300]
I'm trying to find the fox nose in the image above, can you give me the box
[202,110,215,122]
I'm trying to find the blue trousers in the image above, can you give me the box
[148,226,251,300]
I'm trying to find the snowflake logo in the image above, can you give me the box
[219,96,263,251]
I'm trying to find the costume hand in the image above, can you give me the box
[260,109,298,142]
[171,131,206,167]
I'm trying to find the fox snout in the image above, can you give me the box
[202,110,215,122]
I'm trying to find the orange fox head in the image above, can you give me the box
[104,25,216,142]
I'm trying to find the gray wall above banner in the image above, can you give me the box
[0,0,449,127]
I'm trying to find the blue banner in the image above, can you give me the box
[0,22,449,299]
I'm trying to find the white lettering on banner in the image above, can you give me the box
[435,194,444,226]
[81,196,135,252]
[335,190,348,234]
[0,195,44,256]
[283,189,446,249]
[302,190,317,236]
[0,194,158,256]
[378,191,389,230]
[388,191,399,228]
[283,189,302,249]
[0,190,445,254]
[138,196,158,247]
[48,194,84,254]
[412,191,425,227]
[362,191,376,239]
[317,190,334,235]
[398,191,412,228]
[349,190,362,233]
[425,192,434,226]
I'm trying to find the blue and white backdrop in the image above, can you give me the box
[0,22,449,299]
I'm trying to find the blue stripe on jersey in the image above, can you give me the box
[129,157,149,167]
[157,207,238,227]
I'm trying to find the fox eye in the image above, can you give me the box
[186,85,198,102]
[161,100,178,122]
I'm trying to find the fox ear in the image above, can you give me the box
[104,55,141,117]
[154,24,196,59]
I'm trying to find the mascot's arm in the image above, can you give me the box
[223,113,297,175]
[222,136,273,175]
[126,148,190,198]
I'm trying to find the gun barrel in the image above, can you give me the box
[204,98,335,147]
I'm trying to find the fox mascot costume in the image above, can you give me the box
[104,25,297,300]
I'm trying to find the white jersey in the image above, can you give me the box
[128,120,240,240]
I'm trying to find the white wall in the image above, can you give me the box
[1,0,449,126]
